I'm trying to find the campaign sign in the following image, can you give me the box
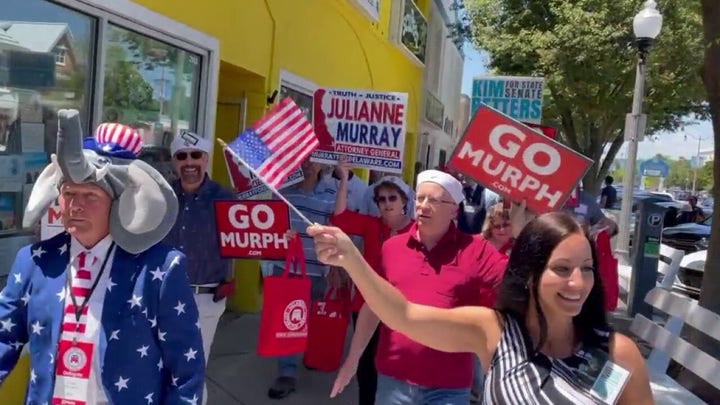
[563,187,580,209]
[41,199,64,240]
[311,88,408,174]
[448,105,593,214]
[222,148,304,200]
[524,122,557,140]
[471,76,544,124]
[215,200,290,259]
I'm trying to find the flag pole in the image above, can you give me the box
[217,139,315,226]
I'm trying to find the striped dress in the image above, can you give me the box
[483,315,612,404]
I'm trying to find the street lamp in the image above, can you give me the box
[616,0,663,257]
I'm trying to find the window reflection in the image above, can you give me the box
[102,24,202,180]
[102,25,201,143]
[0,0,95,279]
[279,85,313,122]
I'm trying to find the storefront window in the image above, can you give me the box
[102,24,202,144]
[0,0,96,280]
[102,24,202,180]
[279,84,312,122]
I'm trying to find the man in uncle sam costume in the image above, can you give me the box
[0,110,205,404]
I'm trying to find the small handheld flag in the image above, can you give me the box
[221,98,320,225]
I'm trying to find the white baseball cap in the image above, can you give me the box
[170,130,212,156]
[416,169,464,204]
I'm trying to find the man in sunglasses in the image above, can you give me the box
[164,130,236,405]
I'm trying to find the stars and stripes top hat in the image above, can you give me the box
[83,122,144,160]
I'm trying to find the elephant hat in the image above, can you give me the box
[23,109,178,254]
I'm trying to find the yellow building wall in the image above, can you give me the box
[0,3,426,401]
[133,0,423,150]
[0,353,29,405]
[134,0,424,311]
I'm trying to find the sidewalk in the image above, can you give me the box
[203,266,689,405]
[206,311,358,405]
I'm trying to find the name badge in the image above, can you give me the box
[590,361,631,404]
[52,339,94,405]
[575,347,631,405]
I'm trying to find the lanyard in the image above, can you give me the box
[65,241,115,343]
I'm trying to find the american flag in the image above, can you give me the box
[226,98,319,188]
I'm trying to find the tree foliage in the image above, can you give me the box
[102,43,158,122]
[462,0,707,192]
[663,155,713,191]
[680,3,720,400]
[103,43,155,108]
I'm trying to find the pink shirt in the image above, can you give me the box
[374,223,508,389]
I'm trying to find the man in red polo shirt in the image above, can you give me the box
[333,169,508,404]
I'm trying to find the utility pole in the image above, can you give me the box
[685,133,710,194]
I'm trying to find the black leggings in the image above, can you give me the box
[352,312,380,405]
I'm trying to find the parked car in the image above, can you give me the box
[608,189,675,211]
[662,214,712,253]
[624,200,686,248]
[676,249,707,299]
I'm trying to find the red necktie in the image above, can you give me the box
[61,251,96,336]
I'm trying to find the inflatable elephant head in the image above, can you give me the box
[23,109,178,254]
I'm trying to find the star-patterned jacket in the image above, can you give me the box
[0,232,205,404]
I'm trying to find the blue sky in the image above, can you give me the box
[461,44,715,160]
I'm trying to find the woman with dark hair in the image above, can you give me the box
[330,162,414,405]
[308,212,653,404]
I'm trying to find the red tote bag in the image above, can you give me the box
[302,286,351,372]
[595,230,619,312]
[257,238,312,357]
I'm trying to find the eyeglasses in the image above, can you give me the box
[175,151,204,161]
[415,195,455,206]
[375,195,399,204]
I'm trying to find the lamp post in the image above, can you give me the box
[616,0,663,257]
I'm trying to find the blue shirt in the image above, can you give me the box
[268,183,336,277]
[317,173,369,214]
[164,175,236,284]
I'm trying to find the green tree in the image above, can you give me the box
[666,157,692,188]
[697,161,714,191]
[676,2,720,400]
[118,30,195,121]
[462,0,707,193]
[100,43,157,123]
[103,61,156,112]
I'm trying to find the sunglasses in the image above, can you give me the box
[492,223,511,230]
[175,151,204,161]
[375,195,399,204]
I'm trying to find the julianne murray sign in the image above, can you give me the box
[448,105,592,214]
[312,88,407,174]
[215,200,290,259]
